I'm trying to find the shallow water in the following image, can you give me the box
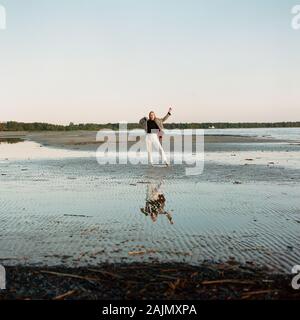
[0,140,95,160]
[0,135,300,273]
[101,127,300,142]
[205,127,300,141]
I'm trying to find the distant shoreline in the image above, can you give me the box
[1,121,300,132]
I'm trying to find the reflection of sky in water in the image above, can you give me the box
[204,128,300,141]
[0,134,299,272]
[205,151,300,169]
[0,141,94,160]
[0,165,299,272]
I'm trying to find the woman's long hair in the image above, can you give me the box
[149,111,156,119]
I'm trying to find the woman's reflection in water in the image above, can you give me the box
[140,181,174,224]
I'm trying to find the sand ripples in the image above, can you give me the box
[0,150,299,272]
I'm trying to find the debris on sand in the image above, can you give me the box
[128,249,157,256]
[233,181,242,184]
[52,290,77,300]
[1,262,299,300]
[63,214,91,218]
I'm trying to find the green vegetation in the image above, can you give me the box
[0,121,299,132]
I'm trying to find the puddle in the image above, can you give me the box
[0,140,93,161]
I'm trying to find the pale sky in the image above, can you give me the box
[0,0,299,124]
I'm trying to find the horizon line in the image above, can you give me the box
[2,120,300,124]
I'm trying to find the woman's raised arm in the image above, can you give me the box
[161,107,173,122]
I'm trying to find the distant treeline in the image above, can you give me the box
[0,121,299,131]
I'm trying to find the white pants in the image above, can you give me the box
[146,133,168,164]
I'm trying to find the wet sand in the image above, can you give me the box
[1,155,299,272]
[0,130,299,300]
[0,131,289,152]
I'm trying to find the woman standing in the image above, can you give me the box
[139,107,172,166]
